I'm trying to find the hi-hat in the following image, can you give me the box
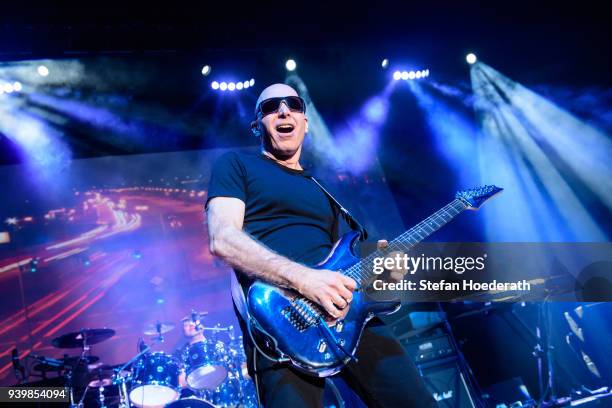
[88,378,112,388]
[143,322,175,336]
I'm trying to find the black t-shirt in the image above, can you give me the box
[206,151,338,288]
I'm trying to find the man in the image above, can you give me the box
[206,83,436,407]
[176,316,207,390]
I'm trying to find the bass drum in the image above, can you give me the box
[129,352,180,408]
[164,397,216,408]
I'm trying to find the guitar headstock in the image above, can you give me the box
[456,185,503,210]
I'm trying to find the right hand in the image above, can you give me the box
[294,268,357,320]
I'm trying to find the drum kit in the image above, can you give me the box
[29,314,257,408]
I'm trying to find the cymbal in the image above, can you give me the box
[97,363,131,373]
[52,328,115,349]
[32,360,62,372]
[31,355,99,371]
[143,322,175,336]
[63,355,100,366]
[88,378,112,388]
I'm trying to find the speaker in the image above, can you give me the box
[419,357,477,408]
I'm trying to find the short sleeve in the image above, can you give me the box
[205,152,247,209]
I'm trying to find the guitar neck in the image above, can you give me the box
[345,198,468,286]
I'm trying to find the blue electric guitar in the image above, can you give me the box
[246,185,503,376]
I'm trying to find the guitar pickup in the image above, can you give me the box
[281,306,313,332]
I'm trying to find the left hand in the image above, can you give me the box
[377,239,408,282]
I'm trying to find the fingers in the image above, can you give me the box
[339,274,357,291]
[377,239,389,250]
[321,299,342,319]
[331,293,348,309]
[337,285,353,303]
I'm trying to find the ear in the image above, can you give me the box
[250,120,261,138]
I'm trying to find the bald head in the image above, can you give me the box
[255,83,299,115]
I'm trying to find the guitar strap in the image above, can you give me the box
[309,176,368,241]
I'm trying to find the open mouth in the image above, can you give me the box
[275,124,295,134]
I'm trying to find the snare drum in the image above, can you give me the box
[184,340,227,390]
[129,352,180,408]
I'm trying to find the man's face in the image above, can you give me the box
[255,84,308,158]
[182,321,198,338]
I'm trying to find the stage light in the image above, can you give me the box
[408,71,416,80]
[424,69,429,77]
[466,53,477,64]
[228,82,236,91]
[5,217,18,225]
[469,63,611,241]
[250,78,255,86]
[381,58,389,68]
[201,65,211,76]
[236,82,243,90]
[2,83,13,93]
[393,71,401,80]
[37,65,49,76]
[285,59,297,71]
[13,82,22,92]
[211,81,219,90]
[416,71,422,79]
[219,82,228,91]
[243,80,250,89]
[401,71,408,80]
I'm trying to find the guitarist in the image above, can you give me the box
[206,83,436,407]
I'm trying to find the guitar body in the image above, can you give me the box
[246,231,400,377]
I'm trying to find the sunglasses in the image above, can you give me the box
[256,96,306,117]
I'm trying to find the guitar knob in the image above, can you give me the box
[318,340,327,353]
[335,321,344,333]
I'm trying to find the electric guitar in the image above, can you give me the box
[246,185,503,376]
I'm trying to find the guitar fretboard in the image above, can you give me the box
[344,198,468,285]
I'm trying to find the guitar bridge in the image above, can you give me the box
[281,298,319,332]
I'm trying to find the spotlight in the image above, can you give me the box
[424,69,429,77]
[228,82,236,91]
[243,80,250,89]
[416,71,422,79]
[201,65,211,76]
[285,59,297,71]
[401,71,408,80]
[236,82,243,90]
[249,79,255,86]
[393,71,401,81]
[13,82,22,92]
[219,82,228,91]
[37,65,49,77]
[211,81,219,90]
[466,53,477,64]
[381,58,389,68]
[3,83,13,93]
[408,71,416,80]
